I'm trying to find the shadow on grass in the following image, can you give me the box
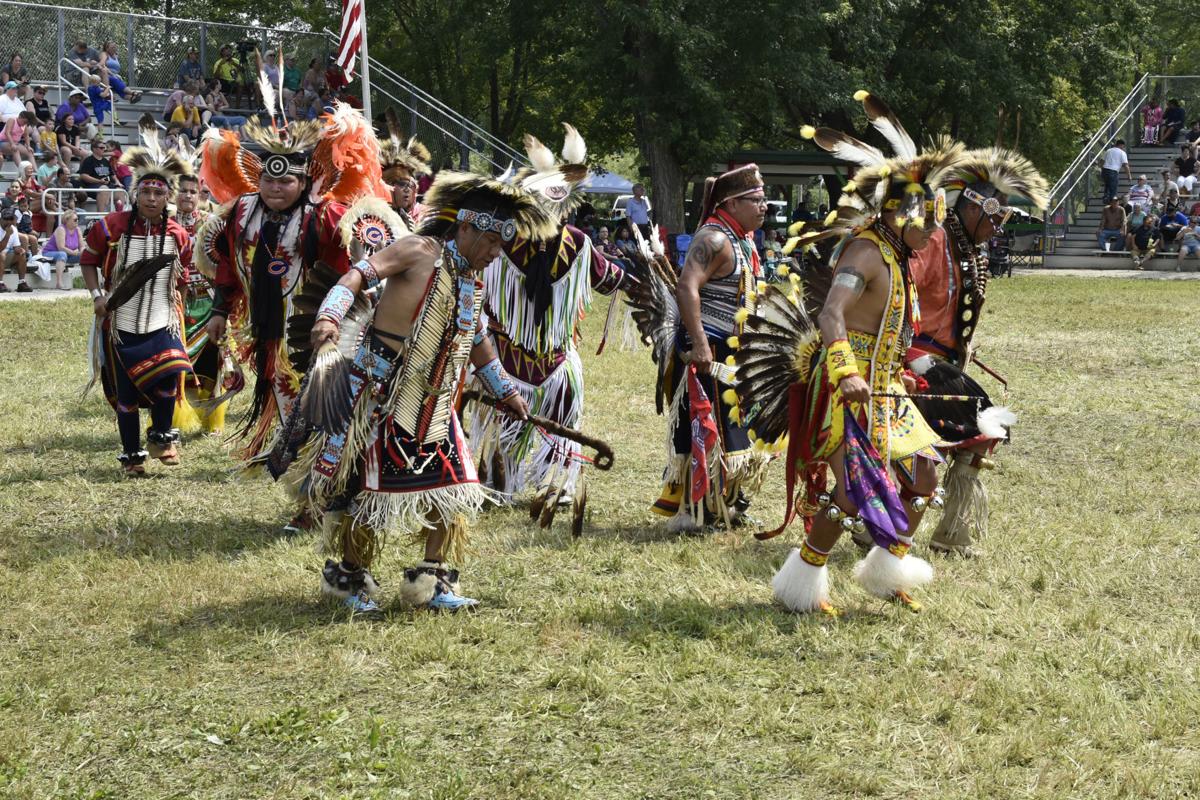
[133,590,428,646]
[0,513,301,566]
[578,593,893,646]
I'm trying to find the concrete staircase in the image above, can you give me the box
[1043,143,1198,270]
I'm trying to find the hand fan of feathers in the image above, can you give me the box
[622,240,680,414]
[287,261,374,432]
[733,282,820,444]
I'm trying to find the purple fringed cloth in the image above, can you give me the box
[842,408,910,549]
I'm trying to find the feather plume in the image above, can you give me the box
[300,343,354,433]
[861,92,917,161]
[256,50,277,121]
[812,128,886,168]
[561,122,586,165]
[524,134,557,172]
[199,128,259,203]
[945,147,1049,208]
[120,121,193,190]
[315,102,389,204]
[977,406,1017,440]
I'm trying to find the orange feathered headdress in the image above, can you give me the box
[199,129,260,205]
[311,102,390,205]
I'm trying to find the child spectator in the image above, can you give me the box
[1142,100,1163,145]
[87,73,115,125]
[36,151,59,186]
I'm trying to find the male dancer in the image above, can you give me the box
[738,92,968,613]
[470,126,627,515]
[173,171,229,434]
[82,128,194,476]
[906,150,1046,556]
[295,171,556,612]
[378,110,431,227]
[651,163,771,532]
[196,104,381,470]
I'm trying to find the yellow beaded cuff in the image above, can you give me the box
[826,339,859,384]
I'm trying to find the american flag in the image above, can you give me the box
[335,0,364,78]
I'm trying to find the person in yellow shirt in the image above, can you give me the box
[170,96,202,142]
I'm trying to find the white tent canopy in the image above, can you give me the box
[583,170,634,194]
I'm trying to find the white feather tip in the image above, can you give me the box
[977,406,1017,439]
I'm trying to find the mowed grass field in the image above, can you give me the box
[1,276,1198,800]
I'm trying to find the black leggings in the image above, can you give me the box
[112,351,177,455]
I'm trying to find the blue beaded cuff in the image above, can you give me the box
[351,258,381,289]
[316,284,356,327]
[477,358,517,400]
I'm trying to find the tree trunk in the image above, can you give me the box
[630,24,685,234]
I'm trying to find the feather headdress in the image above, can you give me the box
[378,107,432,184]
[786,91,968,255]
[199,128,260,204]
[120,120,193,191]
[416,170,559,242]
[310,101,390,205]
[511,122,590,220]
[941,147,1049,209]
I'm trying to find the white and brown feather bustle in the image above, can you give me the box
[120,121,194,191]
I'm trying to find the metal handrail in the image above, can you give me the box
[40,186,130,221]
[322,28,527,166]
[371,82,507,172]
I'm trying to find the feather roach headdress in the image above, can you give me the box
[416,170,559,242]
[120,121,193,192]
[785,91,968,255]
[378,107,432,185]
[941,147,1049,209]
[511,122,590,219]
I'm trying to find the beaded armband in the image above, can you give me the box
[477,358,518,400]
[472,330,486,347]
[351,258,381,290]
[826,339,859,384]
[316,284,356,327]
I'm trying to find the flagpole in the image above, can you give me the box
[358,0,373,123]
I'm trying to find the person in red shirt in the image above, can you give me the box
[80,130,194,476]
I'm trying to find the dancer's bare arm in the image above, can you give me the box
[675,228,733,373]
[817,240,886,404]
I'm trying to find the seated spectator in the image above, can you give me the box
[170,95,203,142]
[1159,168,1178,199]
[1096,195,1126,250]
[1176,217,1200,269]
[283,54,301,94]
[263,51,291,106]
[0,206,31,292]
[791,199,814,223]
[1159,207,1188,251]
[36,150,59,186]
[40,209,82,290]
[72,138,118,213]
[1142,100,1163,145]
[55,89,95,139]
[1127,203,1148,231]
[1126,214,1158,269]
[596,226,625,259]
[163,80,207,122]
[205,79,244,132]
[1162,188,1182,217]
[0,110,36,169]
[70,40,101,76]
[25,84,50,125]
[97,42,142,104]
[176,48,204,88]
[1,53,28,87]
[1128,175,1154,210]
[325,58,348,95]
[163,123,184,152]
[1159,99,1186,145]
[614,224,637,258]
[1187,121,1200,145]
[0,80,25,122]
[55,113,84,163]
